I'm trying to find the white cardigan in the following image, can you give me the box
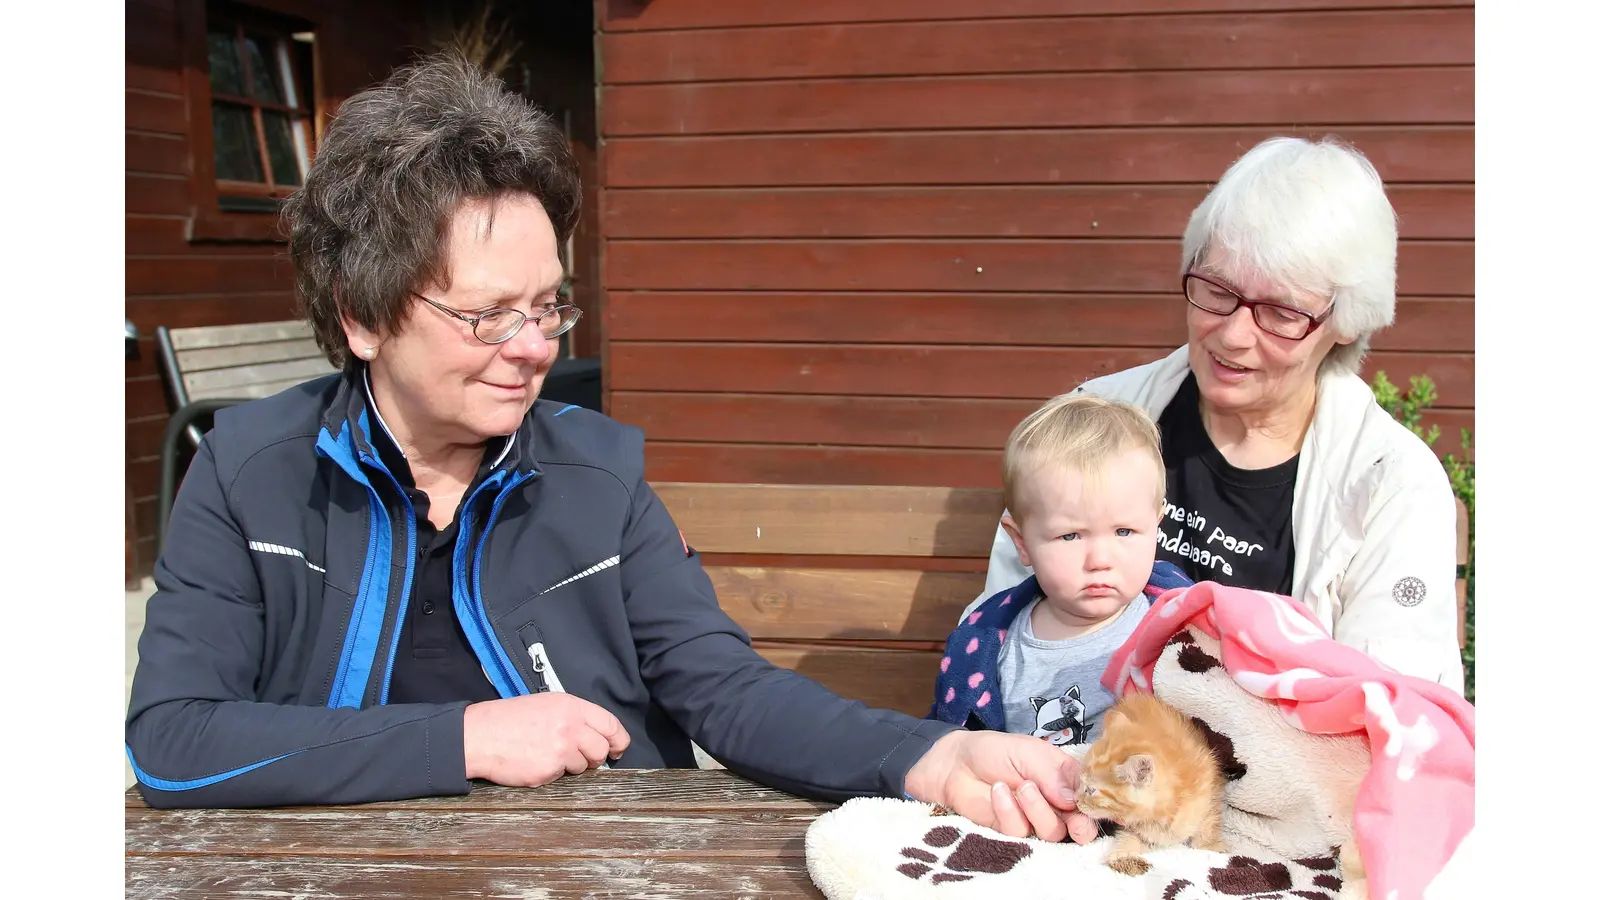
[975,347,1466,694]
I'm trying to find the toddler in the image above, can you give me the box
[929,393,1190,746]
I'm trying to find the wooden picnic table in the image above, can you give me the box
[125,768,837,898]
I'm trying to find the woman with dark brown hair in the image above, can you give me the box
[126,52,1103,845]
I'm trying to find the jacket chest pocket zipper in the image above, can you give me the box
[528,639,609,769]
[528,641,566,694]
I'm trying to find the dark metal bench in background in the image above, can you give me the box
[154,320,337,554]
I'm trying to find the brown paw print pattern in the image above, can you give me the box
[896,825,1033,884]
[1178,642,1221,674]
[1210,856,1294,894]
[1157,854,1341,899]
[1188,715,1249,781]
[1293,853,1344,895]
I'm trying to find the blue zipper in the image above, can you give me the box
[316,426,397,710]
[320,417,532,707]
[360,450,418,706]
[470,470,537,696]
[328,484,385,708]
[451,472,525,697]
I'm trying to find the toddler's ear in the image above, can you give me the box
[1000,513,1031,568]
[1115,753,1155,787]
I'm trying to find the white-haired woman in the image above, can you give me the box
[978,136,1464,693]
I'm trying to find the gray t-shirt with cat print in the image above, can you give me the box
[996,592,1151,747]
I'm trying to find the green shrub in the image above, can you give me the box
[1370,371,1474,702]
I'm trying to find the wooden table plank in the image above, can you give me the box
[126,768,831,813]
[125,808,816,858]
[125,855,826,899]
[126,769,836,898]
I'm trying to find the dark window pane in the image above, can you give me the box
[218,194,282,214]
[262,113,304,186]
[244,35,284,104]
[212,103,264,183]
[290,36,315,112]
[207,30,245,96]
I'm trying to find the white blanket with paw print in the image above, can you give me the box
[804,585,1476,900]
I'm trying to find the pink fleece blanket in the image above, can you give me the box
[1104,582,1475,900]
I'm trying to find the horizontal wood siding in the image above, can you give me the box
[601,9,1472,82]
[598,1,1476,489]
[599,0,1468,31]
[605,128,1474,187]
[598,3,1473,698]
[603,184,1474,240]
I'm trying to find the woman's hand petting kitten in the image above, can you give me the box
[1074,692,1229,876]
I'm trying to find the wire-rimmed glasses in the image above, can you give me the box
[412,292,582,345]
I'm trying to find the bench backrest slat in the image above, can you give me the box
[709,566,984,643]
[167,320,316,350]
[755,644,941,717]
[654,483,1004,557]
[182,356,338,400]
[175,337,324,374]
[159,320,339,408]
[192,374,336,402]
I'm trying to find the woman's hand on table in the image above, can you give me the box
[902,730,1100,844]
[463,693,631,787]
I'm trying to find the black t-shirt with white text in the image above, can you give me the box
[1154,375,1297,594]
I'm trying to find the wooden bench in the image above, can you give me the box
[154,320,338,552]
[657,483,1473,717]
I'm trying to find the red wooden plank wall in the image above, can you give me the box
[596,0,1475,491]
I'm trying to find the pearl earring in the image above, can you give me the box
[362,347,376,359]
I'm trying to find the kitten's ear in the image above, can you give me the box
[1116,753,1155,787]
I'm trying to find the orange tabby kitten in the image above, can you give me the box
[1074,691,1228,876]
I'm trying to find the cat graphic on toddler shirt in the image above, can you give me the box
[1029,685,1089,746]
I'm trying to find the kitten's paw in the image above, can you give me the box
[1107,855,1152,876]
[895,825,1034,885]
